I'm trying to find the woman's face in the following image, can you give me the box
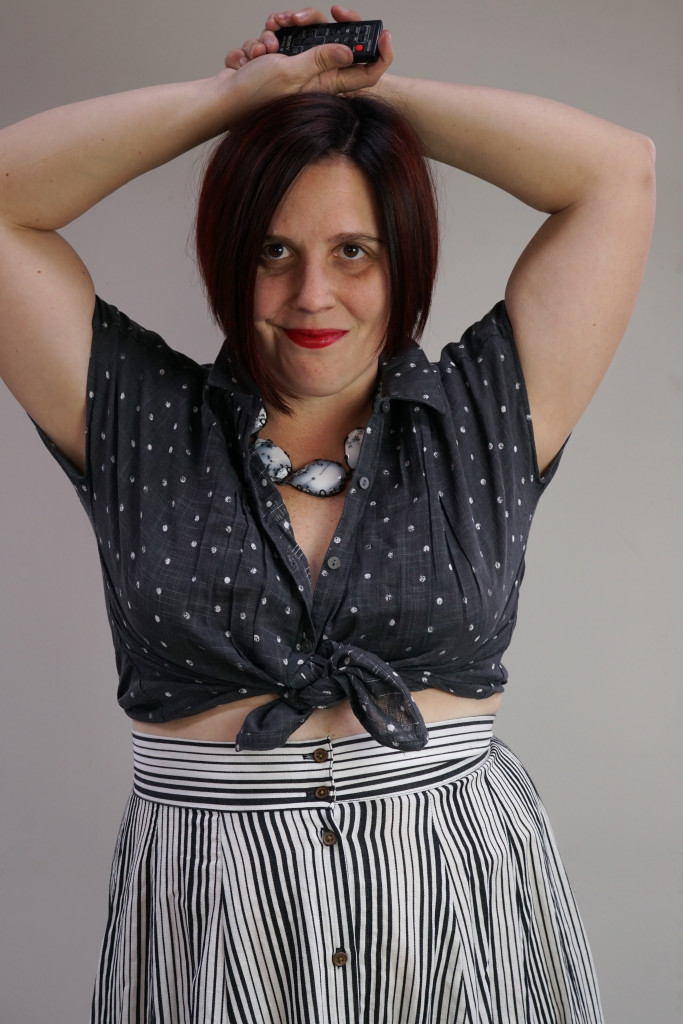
[253,156,390,408]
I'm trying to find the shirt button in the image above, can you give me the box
[380,399,391,413]
[327,556,341,570]
[332,950,348,967]
[312,747,329,763]
[359,476,370,489]
[299,637,313,653]
[314,785,330,800]
[322,830,338,846]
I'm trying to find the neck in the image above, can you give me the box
[263,380,376,449]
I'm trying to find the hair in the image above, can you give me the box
[196,92,439,412]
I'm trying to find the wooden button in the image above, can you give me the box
[314,786,330,800]
[322,830,338,846]
[332,950,348,967]
[312,747,329,763]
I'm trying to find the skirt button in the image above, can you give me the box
[322,830,338,846]
[314,786,330,800]
[332,950,348,967]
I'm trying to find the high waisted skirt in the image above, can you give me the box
[91,717,603,1024]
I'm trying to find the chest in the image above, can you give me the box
[98,397,528,682]
[275,485,347,589]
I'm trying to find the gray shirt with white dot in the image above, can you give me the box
[34,298,565,751]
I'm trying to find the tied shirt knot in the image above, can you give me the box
[235,640,429,751]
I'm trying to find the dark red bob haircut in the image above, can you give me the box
[196,92,439,411]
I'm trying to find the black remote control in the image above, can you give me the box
[274,20,383,64]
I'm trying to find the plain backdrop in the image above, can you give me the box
[1,1,681,1021]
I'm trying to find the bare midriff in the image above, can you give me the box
[133,689,503,743]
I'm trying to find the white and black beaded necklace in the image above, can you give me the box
[251,406,364,498]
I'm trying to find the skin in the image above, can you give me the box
[252,157,389,433]
[0,6,654,742]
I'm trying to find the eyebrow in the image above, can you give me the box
[262,233,384,246]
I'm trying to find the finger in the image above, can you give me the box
[376,28,393,67]
[314,42,354,70]
[330,5,362,22]
[290,7,327,21]
[224,47,248,69]
[264,9,327,31]
[351,27,393,81]
[242,38,269,60]
[258,29,281,53]
[303,29,392,95]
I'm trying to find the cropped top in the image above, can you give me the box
[35,298,564,752]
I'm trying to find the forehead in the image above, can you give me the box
[268,156,381,236]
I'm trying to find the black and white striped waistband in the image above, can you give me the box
[132,715,495,812]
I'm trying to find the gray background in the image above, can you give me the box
[1,0,681,1021]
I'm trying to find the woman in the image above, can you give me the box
[0,5,654,1022]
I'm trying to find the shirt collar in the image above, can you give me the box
[206,343,261,396]
[378,344,447,414]
[206,340,447,416]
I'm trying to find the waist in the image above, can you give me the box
[131,714,497,812]
[132,687,504,743]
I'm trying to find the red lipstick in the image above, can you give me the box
[283,328,348,349]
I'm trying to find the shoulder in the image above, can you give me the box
[90,297,206,391]
[32,297,210,492]
[437,301,515,378]
[434,302,565,491]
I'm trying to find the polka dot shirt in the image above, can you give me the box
[34,298,565,751]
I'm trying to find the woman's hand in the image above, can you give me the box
[224,6,392,99]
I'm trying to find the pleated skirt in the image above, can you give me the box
[91,717,603,1024]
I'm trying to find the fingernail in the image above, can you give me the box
[334,47,352,65]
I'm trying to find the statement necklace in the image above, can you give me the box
[252,406,364,498]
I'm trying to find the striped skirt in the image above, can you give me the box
[91,717,603,1023]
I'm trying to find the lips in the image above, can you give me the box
[282,328,348,349]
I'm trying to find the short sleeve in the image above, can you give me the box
[31,296,205,522]
[438,300,568,500]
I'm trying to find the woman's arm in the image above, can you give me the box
[242,6,655,473]
[0,33,391,472]
[0,78,243,472]
[373,75,656,473]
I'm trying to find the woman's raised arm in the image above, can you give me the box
[373,74,656,473]
[0,31,391,472]
[0,77,240,472]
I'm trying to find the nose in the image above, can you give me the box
[292,256,335,313]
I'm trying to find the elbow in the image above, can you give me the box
[625,131,656,191]
[636,131,656,178]
[634,134,657,224]
[594,130,656,213]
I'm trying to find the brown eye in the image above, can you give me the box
[340,243,365,260]
[261,242,290,261]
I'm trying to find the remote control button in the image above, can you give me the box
[355,44,364,52]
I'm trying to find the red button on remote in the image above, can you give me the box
[355,44,364,51]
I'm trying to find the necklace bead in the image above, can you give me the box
[252,408,364,498]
